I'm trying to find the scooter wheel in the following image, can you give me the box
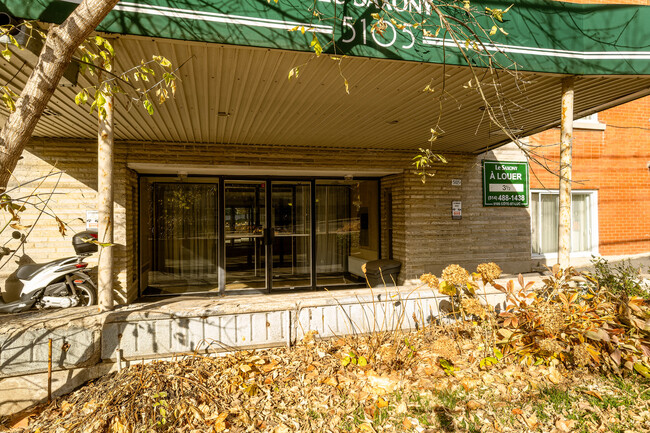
[73,282,97,307]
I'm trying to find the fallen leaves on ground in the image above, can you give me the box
[0,321,648,433]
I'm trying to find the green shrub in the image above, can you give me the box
[586,256,648,299]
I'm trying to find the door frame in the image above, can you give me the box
[138,174,382,297]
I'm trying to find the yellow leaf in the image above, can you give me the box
[9,223,31,230]
[376,397,388,408]
[438,280,457,296]
[582,390,603,401]
[213,412,228,432]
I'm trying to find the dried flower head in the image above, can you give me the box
[533,303,565,335]
[476,262,502,282]
[460,298,486,319]
[420,273,439,289]
[538,338,564,354]
[442,264,470,286]
[572,344,591,367]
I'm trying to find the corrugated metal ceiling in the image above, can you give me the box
[1,35,650,154]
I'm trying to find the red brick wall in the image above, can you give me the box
[529,0,650,255]
[529,96,650,255]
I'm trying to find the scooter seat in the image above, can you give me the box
[16,263,50,280]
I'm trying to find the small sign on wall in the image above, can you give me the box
[452,201,462,220]
[86,210,98,230]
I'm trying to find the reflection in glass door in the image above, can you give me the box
[225,181,267,290]
[272,182,311,289]
[147,183,219,294]
[141,177,376,296]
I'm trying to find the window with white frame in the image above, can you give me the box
[530,190,598,256]
[574,113,606,130]
[579,113,599,123]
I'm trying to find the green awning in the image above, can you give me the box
[2,0,650,75]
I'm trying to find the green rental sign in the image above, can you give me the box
[482,160,529,207]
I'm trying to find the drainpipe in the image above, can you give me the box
[558,76,574,269]
[98,91,114,311]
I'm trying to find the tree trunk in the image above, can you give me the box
[558,76,574,268]
[98,92,114,311]
[0,0,119,191]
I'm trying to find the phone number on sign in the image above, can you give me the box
[488,194,526,202]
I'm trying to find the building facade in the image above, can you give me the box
[1,1,650,304]
[528,95,650,263]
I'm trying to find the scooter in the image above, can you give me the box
[0,230,99,313]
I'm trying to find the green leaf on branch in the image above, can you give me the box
[1,87,16,112]
[311,34,322,57]
[75,90,88,106]
[8,34,20,49]
[485,4,513,23]
[143,99,154,115]
[103,39,115,57]
[2,48,11,61]
[154,55,172,68]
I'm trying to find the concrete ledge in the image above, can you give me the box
[0,280,530,416]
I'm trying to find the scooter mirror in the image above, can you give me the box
[11,231,21,240]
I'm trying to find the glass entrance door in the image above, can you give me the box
[224,181,267,291]
[224,180,313,291]
[271,182,312,289]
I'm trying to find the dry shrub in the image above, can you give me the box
[494,265,650,376]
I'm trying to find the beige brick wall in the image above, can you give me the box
[1,139,532,303]
[401,145,532,283]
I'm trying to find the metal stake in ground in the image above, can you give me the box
[47,338,52,403]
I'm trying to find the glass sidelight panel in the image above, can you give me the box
[316,180,379,286]
[148,183,219,293]
[225,181,267,290]
[272,182,311,288]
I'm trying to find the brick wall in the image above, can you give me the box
[532,0,650,256]
[1,138,532,303]
[529,96,650,255]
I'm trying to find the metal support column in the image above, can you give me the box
[558,76,574,268]
[218,178,225,294]
[310,179,317,290]
[265,180,273,292]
